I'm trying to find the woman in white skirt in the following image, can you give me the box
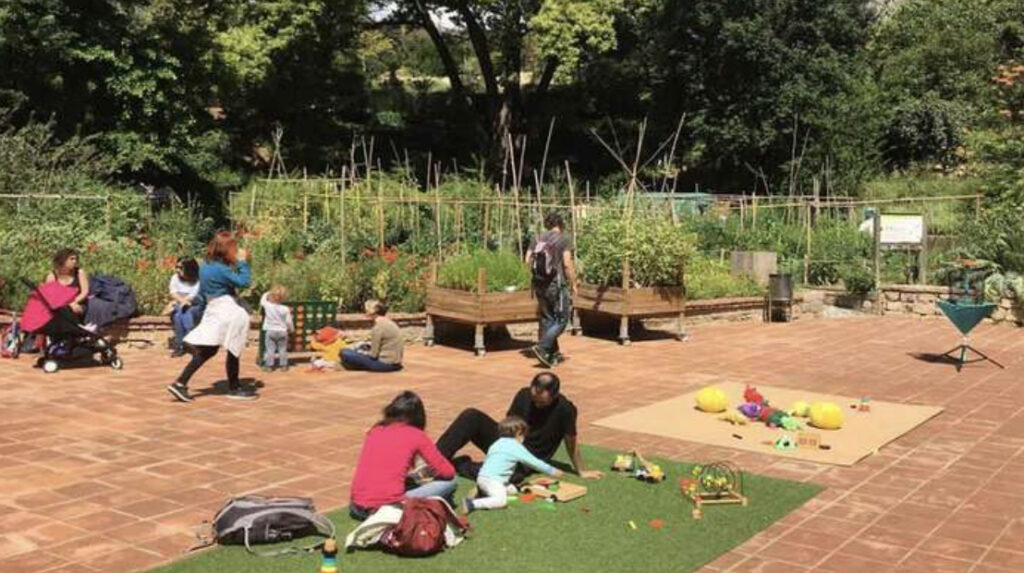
[166,231,256,402]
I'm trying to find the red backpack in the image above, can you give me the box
[380,498,469,557]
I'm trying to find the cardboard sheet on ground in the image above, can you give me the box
[594,382,942,466]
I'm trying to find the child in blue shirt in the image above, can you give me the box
[463,416,562,513]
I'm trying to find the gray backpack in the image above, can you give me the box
[193,495,336,556]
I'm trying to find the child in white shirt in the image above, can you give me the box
[260,286,294,371]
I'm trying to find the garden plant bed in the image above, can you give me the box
[424,268,537,356]
[150,444,821,573]
[574,283,686,345]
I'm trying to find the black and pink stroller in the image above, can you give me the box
[18,279,124,373]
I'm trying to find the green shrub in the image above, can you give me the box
[839,262,875,295]
[437,250,531,292]
[578,208,696,287]
[685,256,765,300]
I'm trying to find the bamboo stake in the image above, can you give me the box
[377,174,385,253]
[303,186,309,233]
[434,179,443,260]
[512,176,524,257]
[426,151,433,193]
[661,114,687,193]
[483,201,491,248]
[803,204,811,285]
[340,170,347,264]
[740,195,746,232]
[565,161,580,255]
[539,117,556,192]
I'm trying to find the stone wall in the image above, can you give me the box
[798,285,1024,326]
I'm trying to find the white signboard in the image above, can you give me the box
[858,214,924,245]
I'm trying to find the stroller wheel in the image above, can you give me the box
[42,360,60,374]
[109,356,124,370]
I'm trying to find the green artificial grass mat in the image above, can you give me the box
[151,445,821,573]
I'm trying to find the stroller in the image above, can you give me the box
[18,279,124,373]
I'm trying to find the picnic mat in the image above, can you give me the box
[594,382,943,466]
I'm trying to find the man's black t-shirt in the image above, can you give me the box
[506,387,578,461]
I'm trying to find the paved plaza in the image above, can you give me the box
[0,316,1022,572]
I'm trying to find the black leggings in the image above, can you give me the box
[436,408,502,461]
[436,408,537,483]
[176,345,239,388]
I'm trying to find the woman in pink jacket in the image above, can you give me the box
[349,391,456,520]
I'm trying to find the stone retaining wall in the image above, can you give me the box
[798,285,1024,326]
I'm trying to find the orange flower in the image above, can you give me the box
[159,256,178,270]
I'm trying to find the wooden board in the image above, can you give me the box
[576,284,684,317]
[521,477,588,502]
[426,286,537,324]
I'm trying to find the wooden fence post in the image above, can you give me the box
[918,215,928,285]
[873,210,882,315]
[803,204,811,285]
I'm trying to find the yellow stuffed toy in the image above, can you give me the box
[719,411,748,425]
[809,402,844,430]
[695,386,729,413]
[308,326,348,363]
[310,337,347,362]
[788,401,811,418]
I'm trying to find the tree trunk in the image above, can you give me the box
[412,0,469,105]
[535,56,559,97]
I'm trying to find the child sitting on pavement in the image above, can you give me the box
[463,416,562,514]
[260,286,293,372]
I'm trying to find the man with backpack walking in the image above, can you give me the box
[527,212,577,367]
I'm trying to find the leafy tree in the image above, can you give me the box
[376,0,637,167]
[0,0,227,184]
[653,0,880,192]
[0,0,367,195]
[214,0,369,172]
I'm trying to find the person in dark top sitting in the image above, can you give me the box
[434,372,604,482]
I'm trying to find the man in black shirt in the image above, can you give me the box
[435,372,604,481]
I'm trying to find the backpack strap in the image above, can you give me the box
[185,520,216,554]
[242,511,337,557]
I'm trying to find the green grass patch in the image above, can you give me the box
[151,445,821,573]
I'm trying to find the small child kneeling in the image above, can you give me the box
[463,416,562,513]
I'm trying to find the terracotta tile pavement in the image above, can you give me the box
[0,316,1023,572]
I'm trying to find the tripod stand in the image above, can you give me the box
[940,336,1005,372]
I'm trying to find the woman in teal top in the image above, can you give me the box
[166,231,257,403]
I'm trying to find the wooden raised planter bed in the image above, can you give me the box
[573,262,686,345]
[424,268,537,356]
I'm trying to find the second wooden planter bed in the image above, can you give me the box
[573,263,687,345]
[424,268,537,356]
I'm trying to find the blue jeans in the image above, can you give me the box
[171,304,202,352]
[536,280,570,355]
[341,349,402,372]
[264,330,288,368]
[348,478,457,521]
